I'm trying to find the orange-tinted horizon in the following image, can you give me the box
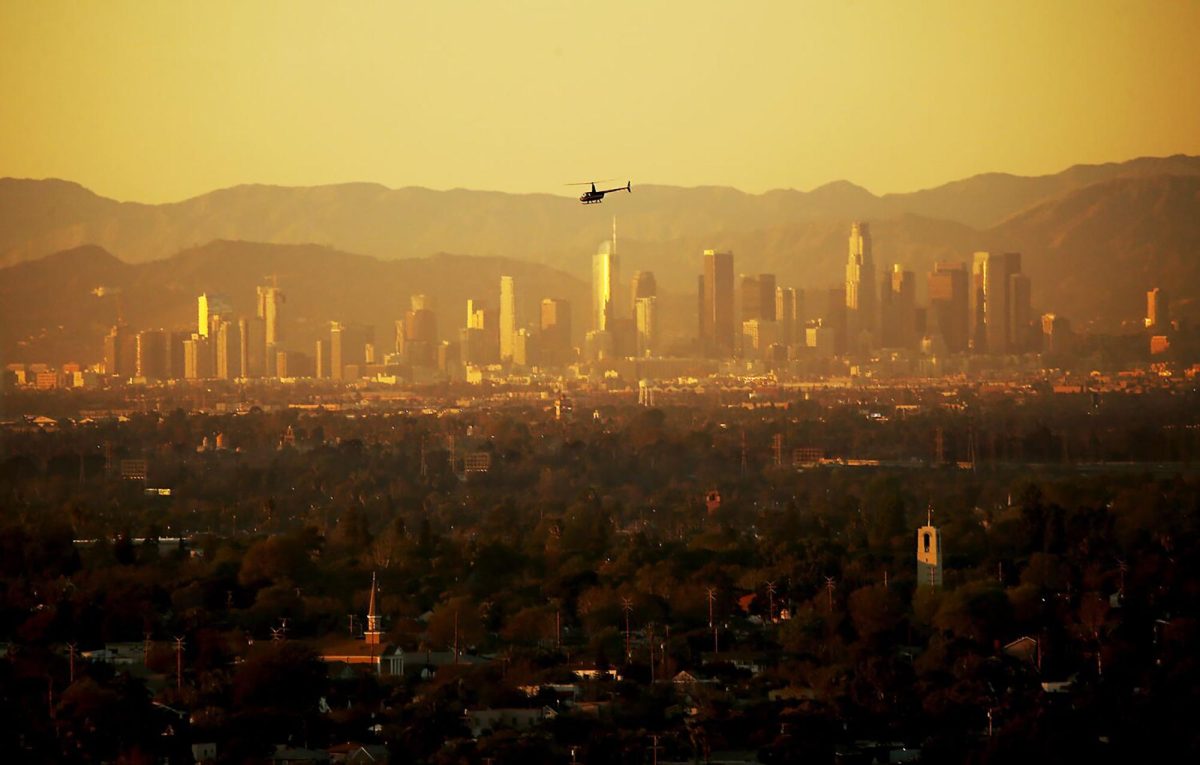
[2,0,1199,203]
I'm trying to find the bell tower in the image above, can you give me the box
[917,505,943,588]
[365,572,382,645]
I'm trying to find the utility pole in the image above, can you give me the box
[825,576,836,613]
[650,734,663,765]
[621,597,634,662]
[67,643,77,684]
[174,636,185,690]
[765,581,776,623]
[707,587,719,656]
[648,623,655,683]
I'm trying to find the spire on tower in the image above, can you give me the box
[365,572,382,645]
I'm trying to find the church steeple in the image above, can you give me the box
[365,572,382,645]
[917,503,943,588]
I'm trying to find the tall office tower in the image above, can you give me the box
[512,328,537,368]
[775,287,799,347]
[135,330,167,381]
[742,319,778,360]
[631,271,657,316]
[881,265,917,349]
[971,251,1023,354]
[197,293,232,338]
[845,222,877,351]
[1146,288,1169,330]
[329,322,345,381]
[1008,272,1032,353]
[825,287,848,355]
[237,319,251,378]
[499,275,517,362]
[167,330,190,380]
[592,240,618,332]
[916,508,944,588]
[314,338,326,379]
[742,273,777,322]
[701,249,735,356]
[103,325,137,378]
[183,334,212,379]
[213,319,240,380]
[928,261,969,354]
[741,275,761,323]
[540,298,572,366]
[398,294,438,367]
[256,285,284,374]
[330,323,374,379]
[466,298,487,329]
[635,296,658,357]
[1041,313,1073,355]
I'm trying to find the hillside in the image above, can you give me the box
[3,155,1198,270]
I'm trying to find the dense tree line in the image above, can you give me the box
[1,394,1198,762]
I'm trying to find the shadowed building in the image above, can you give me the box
[928,261,968,354]
[699,249,735,356]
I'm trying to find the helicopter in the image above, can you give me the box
[569,180,631,204]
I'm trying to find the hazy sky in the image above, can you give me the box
[3,0,1198,203]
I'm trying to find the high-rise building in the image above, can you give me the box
[928,262,969,354]
[103,325,137,379]
[1008,272,1032,353]
[825,287,847,356]
[700,249,735,356]
[400,294,438,368]
[881,265,916,349]
[1146,288,1168,331]
[329,322,344,381]
[845,222,877,351]
[635,296,657,357]
[540,298,572,366]
[775,287,799,348]
[1041,313,1073,355]
[213,319,240,380]
[466,298,487,329]
[512,328,536,368]
[971,252,1023,354]
[592,240,618,333]
[499,276,517,362]
[741,274,777,323]
[257,284,284,366]
[329,323,374,380]
[197,293,232,338]
[237,319,251,379]
[168,330,190,380]
[630,271,657,319]
[135,330,167,380]
[742,319,778,360]
[183,334,212,379]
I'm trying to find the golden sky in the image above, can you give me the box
[2,0,1198,202]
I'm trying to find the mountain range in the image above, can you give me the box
[1,155,1198,364]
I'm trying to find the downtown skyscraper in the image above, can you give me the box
[699,249,735,356]
[592,226,618,333]
[845,222,877,352]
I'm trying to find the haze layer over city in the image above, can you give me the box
[2,2,1199,764]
